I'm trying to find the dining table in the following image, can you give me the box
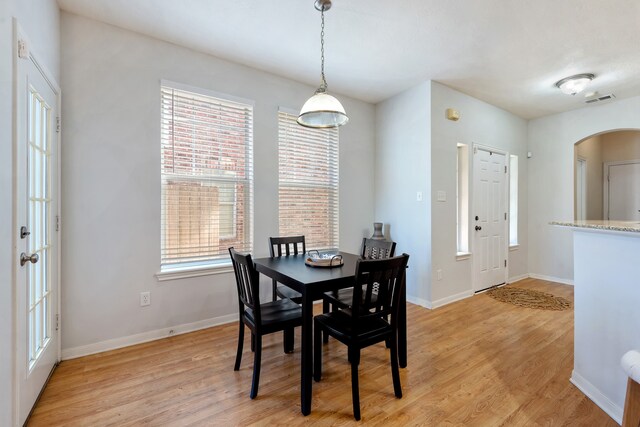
[253,251,407,416]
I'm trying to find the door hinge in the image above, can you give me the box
[56,215,60,231]
[56,116,61,133]
[504,212,507,220]
[504,259,507,267]
[55,314,59,331]
[505,165,507,173]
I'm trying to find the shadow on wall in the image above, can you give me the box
[574,129,640,221]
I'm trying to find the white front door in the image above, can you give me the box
[606,161,640,221]
[472,146,507,292]
[15,37,60,425]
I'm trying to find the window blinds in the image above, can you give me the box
[278,111,339,251]
[161,86,253,267]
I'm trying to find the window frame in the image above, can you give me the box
[157,81,254,279]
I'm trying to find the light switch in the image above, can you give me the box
[416,191,423,202]
[437,191,446,202]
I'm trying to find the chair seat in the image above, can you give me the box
[276,284,302,302]
[245,298,302,327]
[315,309,391,344]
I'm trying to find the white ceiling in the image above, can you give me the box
[57,0,640,119]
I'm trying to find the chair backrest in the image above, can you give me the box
[350,254,409,327]
[269,236,306,257]
[360,238,396,260]
[229,248,260,320]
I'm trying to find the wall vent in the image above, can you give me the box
[585,94,616,104]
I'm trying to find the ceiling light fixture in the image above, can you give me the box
[555,73,595,96]
[297,0,348,129]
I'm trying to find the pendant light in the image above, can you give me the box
[297,0,349,128]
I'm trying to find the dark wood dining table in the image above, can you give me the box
[253,251,407,416]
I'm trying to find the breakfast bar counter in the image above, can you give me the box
[552,220,640,424]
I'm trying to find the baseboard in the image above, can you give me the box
[406,295,432,309]
[430,290,474,309]
[61,313,238,360]
[529,273,574,286]
[508,273,529,283]
[570,370,622,425]
[407,289,474,310]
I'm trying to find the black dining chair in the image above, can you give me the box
[229,247,302,399]
[322,238,396,313]
[313,254,410,420]
[269,236,305,303]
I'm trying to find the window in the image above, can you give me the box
[278,110,339,250]
[160,83,253,269]
[509,154,518,246]
[456,143,470,256]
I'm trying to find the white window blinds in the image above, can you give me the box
[161,85,253,268]
[278,110,339,250]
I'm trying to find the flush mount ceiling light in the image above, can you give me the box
[555,73,595,96]
[297,0,349,129]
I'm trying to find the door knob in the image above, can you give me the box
[475,226,482,231]
[20,252,39,266]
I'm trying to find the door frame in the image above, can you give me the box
[603,159,640,220]
[576,156,587,220]
[471,143,509,292]
[13,20,62,423]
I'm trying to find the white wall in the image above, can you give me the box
[528,96,640,281]
[375,82,432,304]
[430,82,528,304]
[575,135,603,220]
[0,1,59,425]
[60,12,376,354]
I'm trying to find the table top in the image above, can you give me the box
[253,251,361,293]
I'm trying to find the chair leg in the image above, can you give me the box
[272,282,278,302]
[234,321,244,371]
[251,333,255,352]
[314,320,322,382]
[389,333,402,398]
[623,378,640,427]
[322,301,330,344]
[250,334,262,399]
[283,328,294,353]
[350,348,361,421]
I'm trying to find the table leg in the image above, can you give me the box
[399,278,407,368]
[301,290,313,415]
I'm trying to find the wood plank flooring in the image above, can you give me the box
[28,278,618,426]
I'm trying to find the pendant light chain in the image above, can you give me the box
[319,6,327,92]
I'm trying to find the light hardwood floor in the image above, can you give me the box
[29,278,617,426]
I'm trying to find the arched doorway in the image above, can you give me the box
[574,129,640,221]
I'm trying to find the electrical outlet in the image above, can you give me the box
[436,269,443,280]
[140,291,151,307]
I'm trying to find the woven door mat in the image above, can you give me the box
[486,287,572,311]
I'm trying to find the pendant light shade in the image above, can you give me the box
[297,91,349,128]
[298,0,348,129]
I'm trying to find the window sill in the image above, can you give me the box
[509,244,520,251]
[156,263,233,282]
[456,252,471,261]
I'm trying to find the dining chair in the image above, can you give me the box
[322,238,397,313]
[622,350,640,427]
[313,254,409,420]
[268,236,305,303]
[228,247,302,399]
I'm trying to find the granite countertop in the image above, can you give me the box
[550,220,640,233]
